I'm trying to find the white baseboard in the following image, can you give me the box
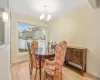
[90,72,100,79]
[11,59,29,64]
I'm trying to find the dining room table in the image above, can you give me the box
[35,48,55,80]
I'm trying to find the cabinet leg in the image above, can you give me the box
[66,60,68,65]
[84,64,86,72]
[82,70,84,76]
[64,60,66,65]
[82,66,84,76]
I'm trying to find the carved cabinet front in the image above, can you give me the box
[65,46,86,76]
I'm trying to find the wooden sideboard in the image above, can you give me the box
[65,46,87,76]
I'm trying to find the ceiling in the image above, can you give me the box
[11,0,88,19]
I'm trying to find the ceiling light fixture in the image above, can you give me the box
[0,0,8,23]
[0,11,8,23]
[40,5,51,23]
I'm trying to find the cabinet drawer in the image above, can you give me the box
[73,49,83,65]
[66,48,73,61]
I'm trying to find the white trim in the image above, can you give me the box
[18,52,28,56]
[17,21,48,55]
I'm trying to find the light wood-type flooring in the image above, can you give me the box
[11,61,100,80]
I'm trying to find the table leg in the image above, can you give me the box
[39,56,41,80]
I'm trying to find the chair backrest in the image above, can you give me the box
[28,41,37,68]
[55,41,67,66]
[53,42,57,51]
[31,40,38,53]
[48,42,57,54]
[48,42,53,54]
[31,40,38,67]
[27,42,32,62]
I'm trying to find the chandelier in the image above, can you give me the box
[40,5,51,23]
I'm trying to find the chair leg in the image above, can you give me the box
[44,71,47,80]
[34,68,37,80]
[53,76,55,80]
[53,73,63,80]
[29,63,33,79]
[61,72,63,80]
[29,63,32,77]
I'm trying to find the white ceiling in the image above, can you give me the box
[11,0,88,19]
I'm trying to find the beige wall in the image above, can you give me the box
[0,44,11,80]
[49,4,100,78]
[11,12,47,64]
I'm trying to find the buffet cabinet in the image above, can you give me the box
[65,46,87,75]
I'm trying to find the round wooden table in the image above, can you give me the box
[36,53,55,80]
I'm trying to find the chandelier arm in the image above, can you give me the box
[44,5,47,20]
[40,5,51,23]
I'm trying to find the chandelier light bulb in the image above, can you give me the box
[47,14,51,21]
[40,5,51,22]
[40,14,44,20]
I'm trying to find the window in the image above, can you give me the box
[18,22,46,54]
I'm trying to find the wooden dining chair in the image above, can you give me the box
[44,41,67,80]
[48,42,57,54]
[53,42,57,52]
[27,41,42,80]
[27,42,34,79]
[48,42,53,54]
[31,40,44,80]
